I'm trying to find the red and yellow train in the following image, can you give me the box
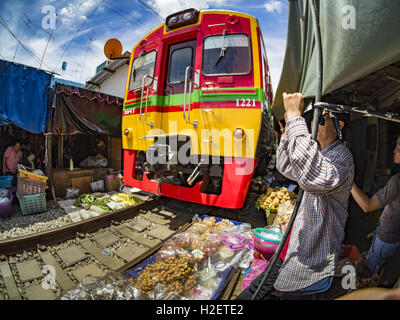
[120,9,275,209]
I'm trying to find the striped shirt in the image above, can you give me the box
[274,117,354,292]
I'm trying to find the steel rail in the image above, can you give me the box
[0,197,160,256]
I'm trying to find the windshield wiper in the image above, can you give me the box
[133,49,144,81]
[215,29,228,65]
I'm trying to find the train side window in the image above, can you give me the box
[168,47,193,84]
[129,50,157,91]
[202,34,251,76]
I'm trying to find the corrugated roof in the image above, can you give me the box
[85,51,130,89]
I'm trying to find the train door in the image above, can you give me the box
[162,39,199,157]
[163,40,196,97]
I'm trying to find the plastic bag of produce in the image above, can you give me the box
[90,180,104,193]
[79,209,93,220]
[90,205,107,215]
[107,201,125,210]
[65,187,79,199]
[242,259,269,291]
[277,200,294,225]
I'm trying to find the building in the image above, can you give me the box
[84,51,131,98]
[52,77,84,88]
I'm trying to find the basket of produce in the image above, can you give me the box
[70,193,142,221]
[17,177,47,195]
[256,187,297,212]
[276,200,295,226]
[17,192,47,215]
[17,168,48,183]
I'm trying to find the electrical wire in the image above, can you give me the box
[98,0,150,35]
[13,16,31,62]
[52,0,103,73]
[101,0,140,24]
[137,0,164,20]
[0,14,52,70]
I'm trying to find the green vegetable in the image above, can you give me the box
[93,198,111,212]
[73,194,97,207]
[80,194,96,204]
[73,196,81,207]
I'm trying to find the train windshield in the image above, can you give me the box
[129,50,157,90]
[202,34,251,76]
[169,47,193,84]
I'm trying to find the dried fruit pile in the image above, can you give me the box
[135,256,197,296]
[256,187,297,210]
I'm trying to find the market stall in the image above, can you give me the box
[0,60,126,218]
[60,215,255,300]
[46,83,124,199]
[0,59,53,217]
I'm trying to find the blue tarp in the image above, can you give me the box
[0,60,52,133]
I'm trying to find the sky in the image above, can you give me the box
[0,0,288,93]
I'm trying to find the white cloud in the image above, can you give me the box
[58,0,98,26]
[149,0,227,19]
[264,1,283,14]
[263,36,286,93]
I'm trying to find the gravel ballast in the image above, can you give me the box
[0,201,72,241]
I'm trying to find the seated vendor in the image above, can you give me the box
[351,135,400,273]
[2,141,22,175]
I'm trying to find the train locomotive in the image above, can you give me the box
[120,9,275,209]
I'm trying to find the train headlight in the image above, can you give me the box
[124,128,132,137]
[234,128,245,141]
[182,12,192,20]
[168,16,179,24]
[166,8,199,31]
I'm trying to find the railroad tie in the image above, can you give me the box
[142,212,170,225]
[38,251,76,292]
[112,225,160,247]
[0,262,22,300]
[78,239,124,271]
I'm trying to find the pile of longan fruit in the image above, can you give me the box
[135,256,197,297]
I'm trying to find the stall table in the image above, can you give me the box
[52,167,108,198]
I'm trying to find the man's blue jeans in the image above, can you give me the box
[290,276,333,295]
[366,236,400,273]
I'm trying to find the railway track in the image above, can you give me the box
[0,196,212,300]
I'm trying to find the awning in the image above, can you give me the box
[271,0,400,121]
[0,60,52,133]
[51,83,123,137]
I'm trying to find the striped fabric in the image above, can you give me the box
[274,117,354,292]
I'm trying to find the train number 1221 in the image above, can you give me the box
[236,98,256,107]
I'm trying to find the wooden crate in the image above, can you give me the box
[110,138,122,170]
[70,174,92,194]
[104,177,122,192]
